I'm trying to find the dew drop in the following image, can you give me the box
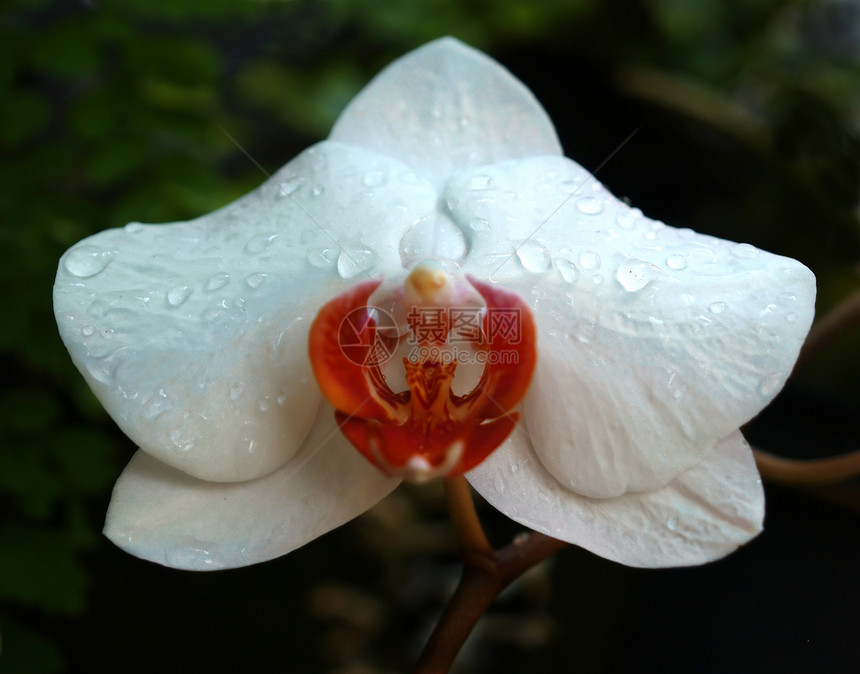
[576,196,603,214]
[516,240,552,273]
[579,251,601,270]
[666,254,687,270]
[573,319,597,343]
[277,177,303,197]
[667,517,678,531]
[276,389,288,405]
[245,233,277,254]
[708,302,727,314]
[81,325,95,337]
[259,396,271,412]
[592,274,603,285]
[312,184,324,197]
[229,383,244,401]
[469,217,490,231]
[615,259,655,292]
[557,258,579,283]
[758,373,782,397]
[558,179,579,194]
[245,273,267,289]
[731,242,759,259]
[616,214,637,229]
[337,246,376,279]
[124,222,146,234]
[63,245,114,278]
[167,285,191,306]
[307,248,336,269]
[786,312,798,323]
[363,170,386,187]
[510,463,520,474]
[470,175,493,190]
[205,273,230,292]
[143,388,170,420]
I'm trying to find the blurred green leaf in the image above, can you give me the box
[0,91,50,144]
[0,528,88,615]
[0,615,64,674]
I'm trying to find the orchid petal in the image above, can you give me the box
[330,37,562,190]
[448,156,815,497]
[54,141,436,481]
[468,430,763,567]
[103,404,401,570]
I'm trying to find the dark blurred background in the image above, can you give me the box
[1,0,858,672]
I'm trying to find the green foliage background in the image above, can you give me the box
[1,0,857,672]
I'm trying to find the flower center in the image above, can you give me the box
[309,260,536,482]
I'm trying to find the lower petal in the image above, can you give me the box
[104,404,401,570]
[467,430,763,568]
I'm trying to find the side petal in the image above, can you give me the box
[103,404,401,570]
[467,430,764,568]
[330,37,562,189]
[55,141,436,482]
[449,156,815,497]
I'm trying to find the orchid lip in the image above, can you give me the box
[310,261,537,481]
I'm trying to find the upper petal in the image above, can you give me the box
[468,430,764,568]
[329,37,562,190]
[449,156,815,497]
[104,404,400,570]
[54,140,437,482]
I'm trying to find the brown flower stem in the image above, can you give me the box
[754,448,860,484]
[444,475,492,559]
[796,286,860,367]
[414,480,567,673]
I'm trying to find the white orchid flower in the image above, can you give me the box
[54,38,815,571]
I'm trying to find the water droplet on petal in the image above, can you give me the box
[64,246,114,278]
[786,312,798,323]
[667,517,678,531]
[731,243,759,258]
[616,214,637,229]
[245,233,277,254]
[666,254,687,270]
[276,389,288,405]
[592,274,603,285]
[558,180,580,194]
[307,248,336,268]
[573,319,597,343]
[337,246,377,279]
[470,175,493,190]
[124,223,146,234]
[363,170,386,186]
[576,196,603,214]
[579,251,601,270]
[312,184,324,196]
[167,285,191,306]
[516,240,552,273]
[615,259,656,292]
[758,373,782,397]
[557,258,579,283]
[709,302,727,314]
[259,396,271,412]
[277,177,303,197]
[245,273,267,289]
[143,388,171,420]
[469,217,490,231]
[229,383,244,401]
[81,325,95,337]
[206,274,230,291]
